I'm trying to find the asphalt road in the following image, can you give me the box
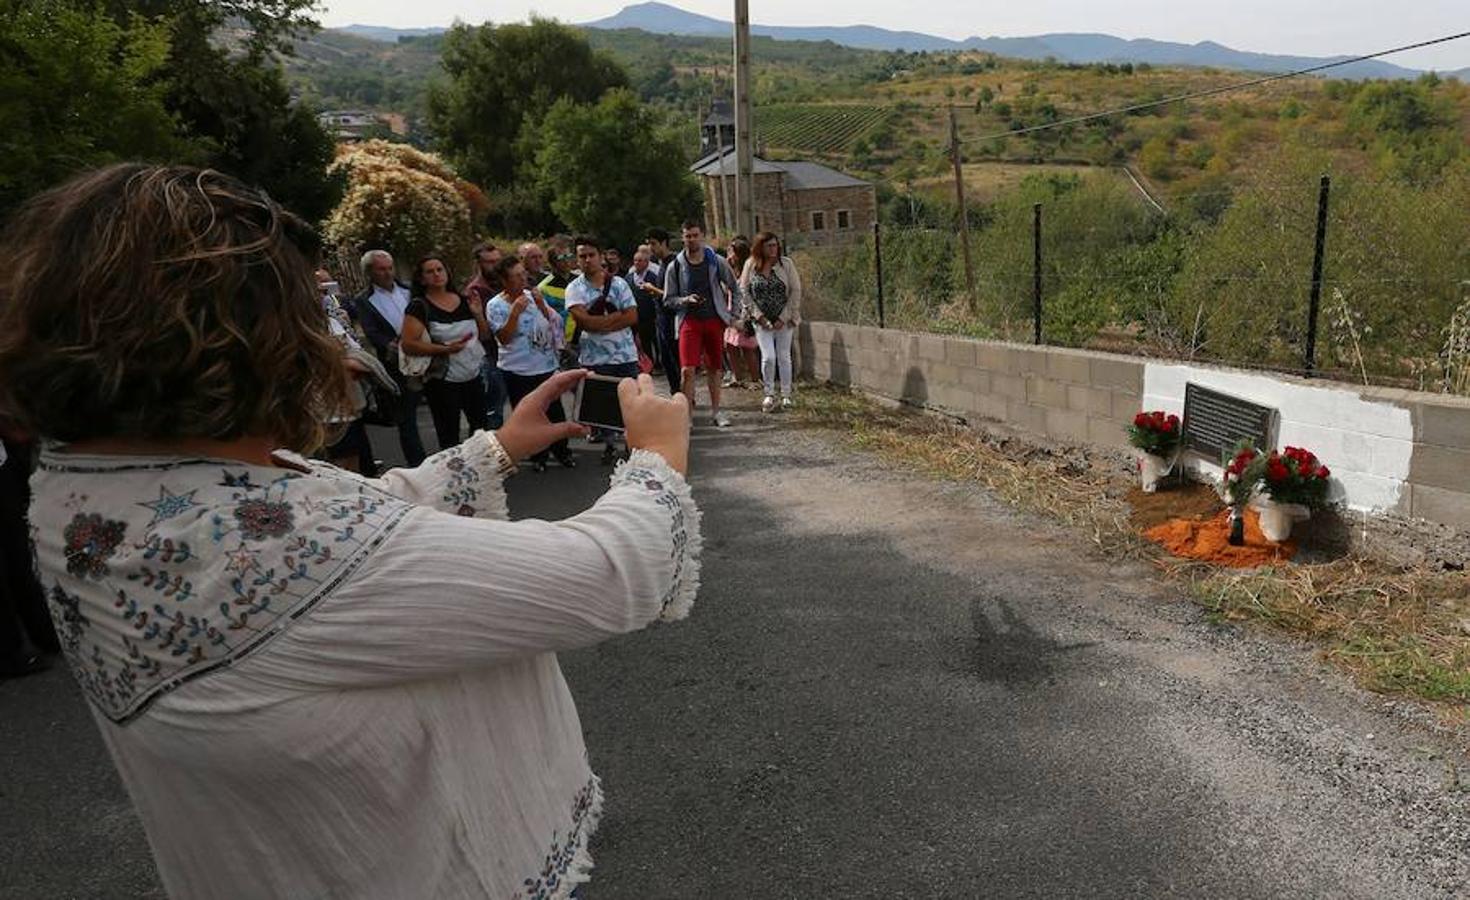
[3,394,1468,898]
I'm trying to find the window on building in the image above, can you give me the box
[811,211,825,231]
[837,210,851,230]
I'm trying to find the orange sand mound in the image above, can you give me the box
[1144,507,1297,568]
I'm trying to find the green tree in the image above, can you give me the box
[532,89,701,250]
[3,0,339,222]
[0,1,188,215]
[165,42,343,221]
[428,18,627,189]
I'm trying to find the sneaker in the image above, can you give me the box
[531,459,548,473]
[600,444,618,466]
[721,374,738,388]
[554,450,578,469]
[711,411,732,428]
[781,396,795,411]
[762,395,777,413]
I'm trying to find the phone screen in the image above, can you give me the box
[574,375,625,432]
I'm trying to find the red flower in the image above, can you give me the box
[1134,413,1149,428]
[1266,460,1289,482]
[1316,466,1330,479]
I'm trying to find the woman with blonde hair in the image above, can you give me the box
[0,164,698,900]
[740,231,803,412]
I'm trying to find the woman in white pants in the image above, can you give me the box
[741,231,803,413]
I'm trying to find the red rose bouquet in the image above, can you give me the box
[1128,410,1181,457]
[1220,440,1263,508]
[1259,446,1332,508]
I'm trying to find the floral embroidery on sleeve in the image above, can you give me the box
[609,451,702,621]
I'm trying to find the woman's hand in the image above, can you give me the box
[494,369,591,463]
[620,374,691,474]
[772,319,786,331]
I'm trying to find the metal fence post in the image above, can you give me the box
[1305,174,1331,377]
[874,220,885,329]
[1032,203,1043,345]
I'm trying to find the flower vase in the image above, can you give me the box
[1228,506,1246,546]
[1138,452,1172,493]
[1256,497,1310,543]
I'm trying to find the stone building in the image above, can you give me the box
[691,149,876,246]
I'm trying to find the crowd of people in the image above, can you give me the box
[321,220,804,476]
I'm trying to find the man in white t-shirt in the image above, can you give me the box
[566,235,640,464]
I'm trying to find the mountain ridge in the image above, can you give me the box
[334,3,1462,81]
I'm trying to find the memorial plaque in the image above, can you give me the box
[1181,383,1277,462]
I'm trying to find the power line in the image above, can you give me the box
[958,30,1470,146]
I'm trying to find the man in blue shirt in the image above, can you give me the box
[566,235,640,464]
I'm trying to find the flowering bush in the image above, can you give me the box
[1128,410,1181,457]
[322,142,477,271]
[1260,446,1332,508]
[1220,440,1262,508]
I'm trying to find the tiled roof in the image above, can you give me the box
[690,151,870,191]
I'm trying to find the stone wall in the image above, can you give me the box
[798,321,1470,530]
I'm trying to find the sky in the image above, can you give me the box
[317,1,1470,71]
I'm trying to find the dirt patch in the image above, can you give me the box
[1145,508,1298,568]
[1126,481,1223,531]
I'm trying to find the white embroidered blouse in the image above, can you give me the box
[29,434,701,900]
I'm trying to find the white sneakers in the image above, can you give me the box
[762,396,777,413]
[781,396,794,411]
[711,411,732,428]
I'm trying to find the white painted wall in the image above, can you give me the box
[1142,363,1415,513]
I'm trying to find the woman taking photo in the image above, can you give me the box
[488,255,579,472]
[0,164,698,900]
[400,255,490,451]
[741,231,804,412]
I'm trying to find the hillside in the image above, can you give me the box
[283,24,1470,210]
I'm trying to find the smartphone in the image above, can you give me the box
[573,374,626,432]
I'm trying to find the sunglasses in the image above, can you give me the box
[553,252,576,261]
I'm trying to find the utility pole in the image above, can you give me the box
[949,106,976,309]
[713,99,734,239]
[733,0,755,237]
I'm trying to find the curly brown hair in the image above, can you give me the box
[0,164,353,453]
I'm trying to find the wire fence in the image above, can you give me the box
[792,169,1470,395]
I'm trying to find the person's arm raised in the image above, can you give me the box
[252,374,699,689]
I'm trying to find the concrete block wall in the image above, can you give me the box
[798,321,1470,530]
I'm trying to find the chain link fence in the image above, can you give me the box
[795,167,1470,395]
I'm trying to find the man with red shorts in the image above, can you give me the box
[661,220,741,427]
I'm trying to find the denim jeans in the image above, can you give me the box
[423,377,489,452]
[655,311,680,395]
[397,386,426,467]
[481,356,507,429]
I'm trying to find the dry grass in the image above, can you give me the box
[792,383,1470,708]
